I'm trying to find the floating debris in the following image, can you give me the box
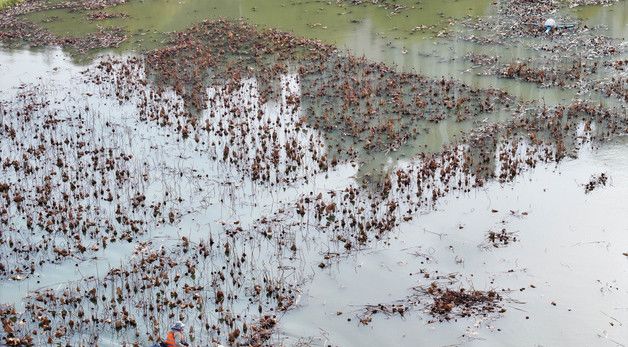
[358,274,507,325]
[425,282,504,322]
[481,228,519,249]
[584,172,609,193]
[87,11,128,21]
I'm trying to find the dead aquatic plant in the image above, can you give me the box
[498,60,598,89]
[583,172,609,193]
[130,18,516,156]
[0,0,129,52]
[595,75,628,103]
[2,56,627,281]
[343,0,408,13]
[90,57,331,187]
[358,274,508,326]
[0,83,217,279]
[453,0,625,104]
[1,237,302,346]
[0,6,627,346]
[93,17,627,187]
[480,228,519,250]
[566,0,619,7]
[86,11,128,21]
[242,315,277,347]
[424,282,505,323]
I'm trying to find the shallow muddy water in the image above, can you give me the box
[573,1,628,39]
[25,0,491,50]
[20,0,621,105]
[1,0,628,346]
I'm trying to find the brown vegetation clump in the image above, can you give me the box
[358,274,506,326]
[481,228,519,249]
[584,172,608,193]
[87,11,128,21]
[0,0,128,52]
[426,282,504,321]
